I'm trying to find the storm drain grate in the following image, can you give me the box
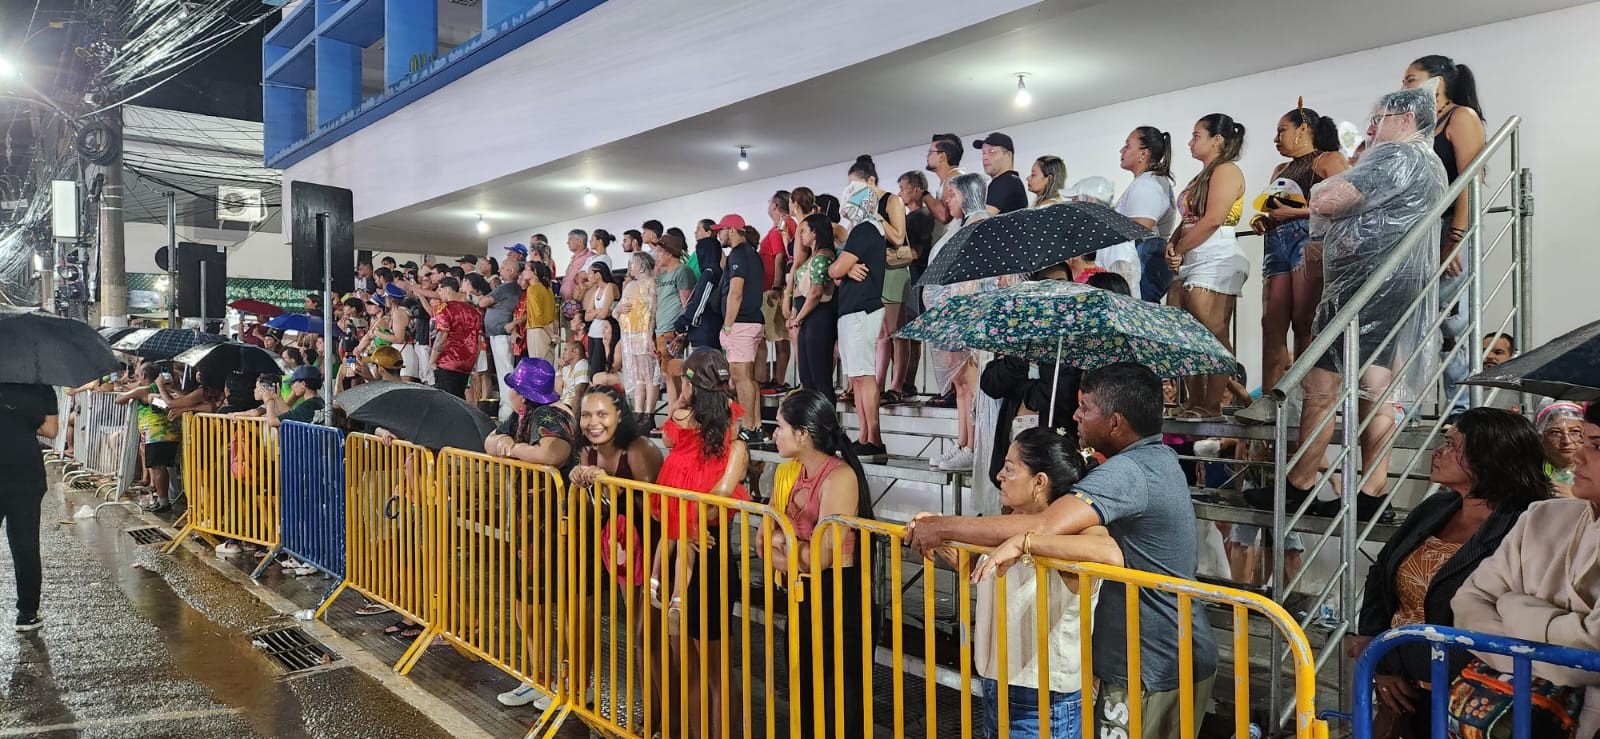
[251,627,339,672]
[125,527,172,545]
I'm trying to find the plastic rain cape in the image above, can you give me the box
[1306,87,1448,403]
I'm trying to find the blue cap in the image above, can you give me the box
[289,365,319,383]
[384,282,406,299]
[507,243,529,256]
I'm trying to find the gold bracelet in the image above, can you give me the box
[1022,531,1035,556]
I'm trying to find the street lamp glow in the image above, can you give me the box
[0,58,15,79]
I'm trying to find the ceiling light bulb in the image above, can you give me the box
[583,189,598,208]
[737,146,750,171]
[475,215,489,234]
[1014,74,1032,107]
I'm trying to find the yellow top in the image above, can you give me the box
[524,282,558,328]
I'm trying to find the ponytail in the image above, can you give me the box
[1186,113,1246,215]
[777,390,876,521]
[1412,54,1484,118]
[1285,105,1341,153]
[1133,125,1173,181]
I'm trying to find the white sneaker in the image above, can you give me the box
[937,447,974,472]
[214,541,240,556]
[928,446,954,468]
[497,684,542,707]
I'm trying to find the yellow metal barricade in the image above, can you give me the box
[431,448,570,735]
[165,414,280,565]
[808,515,1330,739]
[562,475,801,739]
[318,433,439,672]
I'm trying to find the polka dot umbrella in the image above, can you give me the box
[917,200,1155,287]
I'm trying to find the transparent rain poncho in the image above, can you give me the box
[1306,87,1448,403]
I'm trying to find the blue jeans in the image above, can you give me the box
[979,677,1082,739]
[1135,237,1170,303]
[1262,219,1310,278]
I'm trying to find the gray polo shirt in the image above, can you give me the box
[1070,434,1218,692]
[483,282,521,336]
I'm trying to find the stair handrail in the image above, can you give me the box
[1272,115,1522,400]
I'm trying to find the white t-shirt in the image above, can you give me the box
[1115,171,1177,240]
[559,359,589,407]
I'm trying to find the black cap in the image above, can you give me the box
[401,260,419,270]
[456,254,478,265]
[972,132,1014,153]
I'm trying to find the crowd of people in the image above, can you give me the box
[16,51,1600,739]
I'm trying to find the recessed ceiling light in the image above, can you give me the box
[583,188,598,208]
[737,145,750,171]
[1013,73,1032,108]
[475,214,489,234]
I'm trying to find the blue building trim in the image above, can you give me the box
[263,0,607,169]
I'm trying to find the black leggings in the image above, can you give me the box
[794,565,867,739]
[796,301,838,403]
[2,492,43,615]
[588,318,620,382]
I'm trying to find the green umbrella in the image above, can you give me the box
[897,280,1236,377]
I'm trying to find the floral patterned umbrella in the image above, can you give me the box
[896,280,1235,377]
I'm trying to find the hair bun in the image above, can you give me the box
[856,155,874,165]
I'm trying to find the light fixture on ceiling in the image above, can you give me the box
[737,145,750,171]
[475,214,489,234]
[1013,73,1032,107]
[583,188,598,208]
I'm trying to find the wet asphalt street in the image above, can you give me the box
[0,476,468,739]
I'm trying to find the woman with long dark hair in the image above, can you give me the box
[1347,408,1549,738]
[769,389,875,739]
[1113,126,1178,302]
[1167,113,1248,419]
[786,213,839,402]
[584,262,622,382]
[1251,103,1349,397]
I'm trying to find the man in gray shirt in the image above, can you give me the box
[483,259,524,422]
[909,362,1217,738]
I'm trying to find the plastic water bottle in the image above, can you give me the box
[1248,722,1262,739]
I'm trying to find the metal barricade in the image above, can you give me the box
[64,391,128,494]
[277,420,346,580]
[807,515,1330,739]
[318,432,439,673]
[1354,625,1600,739]
[164,414,281,578]
[429,448,570,734]
[561,475,802,739]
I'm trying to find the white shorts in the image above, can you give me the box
[396,343,424,379]
[1177,229,1249,296]
[474,348,489,373]
[837,308,884,379]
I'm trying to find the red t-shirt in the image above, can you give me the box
[758,217,796,292]
[432,300,483,374]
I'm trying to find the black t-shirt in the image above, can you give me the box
[835,224,887,316]
[0,383,56,493]
[718,242,766,325]
[405,298,430,345]
[906,205,935,271]
[986,171,1028,214]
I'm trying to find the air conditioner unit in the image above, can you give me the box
[217,186,266,223]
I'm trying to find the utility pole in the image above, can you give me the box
[97,106,126,326]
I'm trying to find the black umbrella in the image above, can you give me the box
[0,306,121,386]
[333,381,496,452]
[1462,320,1600,402]
[97,325,140,344]
[115,328,225,360]
[917,200,1155,286]
[172,342,287,378]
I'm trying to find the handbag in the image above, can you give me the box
[1446,657,1584,739]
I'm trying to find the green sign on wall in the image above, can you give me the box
[125,273,304,312]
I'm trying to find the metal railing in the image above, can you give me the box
[1263,116,1532,724]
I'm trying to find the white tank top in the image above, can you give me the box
[973,560,1099,693]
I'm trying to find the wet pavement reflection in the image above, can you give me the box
[0,480,458,738]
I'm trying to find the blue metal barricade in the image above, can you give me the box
[277,420,347,580]
[1354,624,1600,739]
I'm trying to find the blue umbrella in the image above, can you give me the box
[266,313,340,337]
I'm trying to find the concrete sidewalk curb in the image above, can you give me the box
[120,504,496,739]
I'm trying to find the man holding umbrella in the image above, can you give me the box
[0,384,58,632]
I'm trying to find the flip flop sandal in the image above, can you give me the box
[383,619,413,635]
[355,602,392,617]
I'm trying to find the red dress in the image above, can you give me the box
[652,402,749,539]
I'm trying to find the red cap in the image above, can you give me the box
[710,214,747,231]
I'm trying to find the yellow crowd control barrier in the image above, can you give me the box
[562,475,802,739]
[430,448,570,734]
[318,433,439,672]
[165,414,280,568]
[807,515,1330,739]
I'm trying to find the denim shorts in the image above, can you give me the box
[980,677,1082,739]
[1263,218,1310,278]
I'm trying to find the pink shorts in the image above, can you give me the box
[719,322,763,363]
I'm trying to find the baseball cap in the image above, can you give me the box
[971,132,1015,153]
[456,254,478,265]
[289,365,320,383]
[365,345,404,371]
[506,243,529,256]
[710,214,747,231]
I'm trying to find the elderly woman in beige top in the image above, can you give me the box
[1453,401,1600,738]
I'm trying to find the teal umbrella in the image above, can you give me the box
[897,280,1235,378]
